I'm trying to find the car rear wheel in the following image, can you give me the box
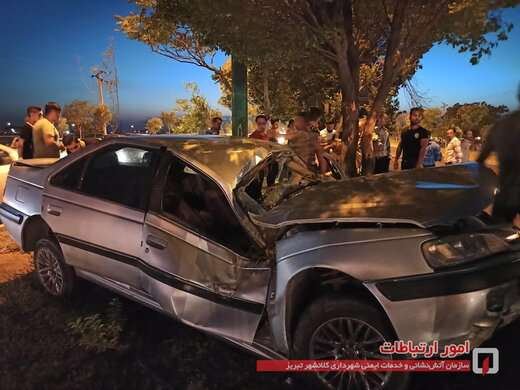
[34,238,75,297]
[293,295,410,390]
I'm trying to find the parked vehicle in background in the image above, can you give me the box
[1,136,520,390]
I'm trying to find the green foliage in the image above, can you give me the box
[56,117,69,136]
[442,102,509,135]
[62,100,95,137]
[67,298,125,353]
[145,117,164,134]
[174,83,221,134]
[421,107,445,137]
[160,111,179,133]
[92,105,113,136]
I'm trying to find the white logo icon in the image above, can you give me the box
[472,347,499,375]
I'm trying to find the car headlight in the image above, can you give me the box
[422,233,510,269]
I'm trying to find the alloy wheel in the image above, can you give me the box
[36,247,64,296]
[309,317,393,390]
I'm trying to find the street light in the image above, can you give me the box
[6,122,11,126]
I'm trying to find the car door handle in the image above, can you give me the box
[146,235,168,250]
[46,204,62,217]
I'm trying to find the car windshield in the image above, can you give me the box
[237,151,322,212]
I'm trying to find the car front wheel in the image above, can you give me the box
[34,238,75,297]
[293,295,409,390]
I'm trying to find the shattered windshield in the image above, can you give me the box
[237,151,322,212]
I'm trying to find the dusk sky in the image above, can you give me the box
[1,0,519,128]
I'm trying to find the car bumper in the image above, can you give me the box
[0,202,26,248]
[366,251,520,349]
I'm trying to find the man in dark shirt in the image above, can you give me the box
[394,107,429,170]
[18,106,42,159]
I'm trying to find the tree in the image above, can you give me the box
[421,107,445,137]
[174,83,221,134]
[56,117,69,136]
[62,100,95,138]
[92,105,113,136]
[160,111,179,133]
[116,7,230,91]
[145,117,164,134]
[442,102,509,136]
[120,0,517,175]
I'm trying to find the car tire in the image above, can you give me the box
[293,295,410,390]
[33,238,75,297]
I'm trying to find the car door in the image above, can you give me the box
[140,152,271,344]
[43,143,160,291]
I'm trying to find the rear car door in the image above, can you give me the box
[140,152,271,343]
[43,144,160,291]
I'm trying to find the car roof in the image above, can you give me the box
[106,135,287,197]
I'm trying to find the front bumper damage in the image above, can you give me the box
[367,252,520,350]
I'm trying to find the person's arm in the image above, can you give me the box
[41,122,60,148]
[416,138,429,168]
[393,141,402,169]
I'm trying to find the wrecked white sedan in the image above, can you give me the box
[1,136,519,390]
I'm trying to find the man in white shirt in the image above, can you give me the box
[445,128,462,165]
[32,102,63,158]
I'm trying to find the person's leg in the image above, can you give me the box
[382,156,390,173]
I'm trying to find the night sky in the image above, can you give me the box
[1,0,519,128]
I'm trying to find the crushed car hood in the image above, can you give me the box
[250,163,497,229]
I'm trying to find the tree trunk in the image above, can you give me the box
[263,73,271,116]
[365,0,409,137]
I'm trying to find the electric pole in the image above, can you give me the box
[91,70,106,106]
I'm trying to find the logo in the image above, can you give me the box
[414,132,420,139]
[472,348,499,375]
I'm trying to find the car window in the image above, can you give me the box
[50,157,88,190]
[161,156,252,255]
[78,146,159,210]
[243,152,319,210]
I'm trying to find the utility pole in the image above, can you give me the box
[91,70,106,106]
[231,56,248,137]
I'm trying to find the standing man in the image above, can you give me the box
[18,106,41,159]
[445,129,463,165]
[249,115,270,140]
[423,137,442,168]
[288,112,327,174]
[394,107,429,170]
[32,102,62,158]
[320,120,337,148]
[206,116,223,135]
[373,114,391,174]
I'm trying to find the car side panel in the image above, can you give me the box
[141,212,271,343]
[42,187,144,289]
[270,227,434,354]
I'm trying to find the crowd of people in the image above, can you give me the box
[9,102,86,161]
[217,106,480,177]
[6,104,482,176]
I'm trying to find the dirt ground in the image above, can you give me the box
[0,226,518,390]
